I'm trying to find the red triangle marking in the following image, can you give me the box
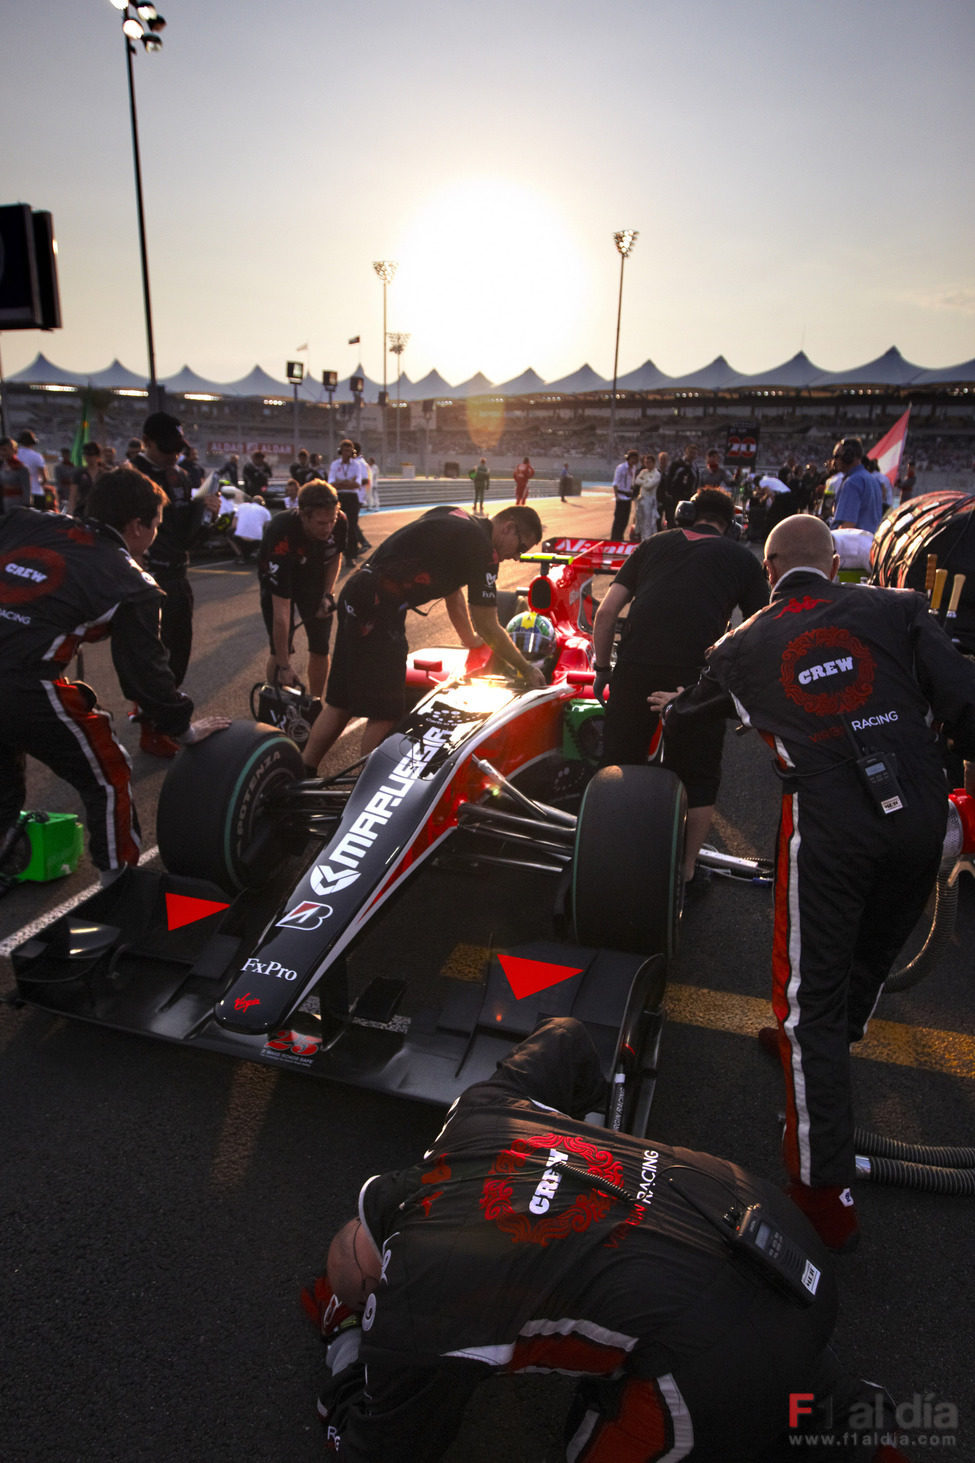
[165,892,230,931]
[498,954,585,1000]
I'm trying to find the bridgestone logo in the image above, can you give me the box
[310,725,452,897]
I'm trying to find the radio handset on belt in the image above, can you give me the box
[842,716,905,815]
[666,1171,822,1306]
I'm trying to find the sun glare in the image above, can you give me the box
[394,178,588,385]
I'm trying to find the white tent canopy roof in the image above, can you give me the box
[9,349,975,399]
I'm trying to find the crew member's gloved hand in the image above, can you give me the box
[301,1272,360,1342]
[592,667,611,705]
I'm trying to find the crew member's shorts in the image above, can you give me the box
[260,591,335,657]
[325,570,408,722]
[603,659,724,806]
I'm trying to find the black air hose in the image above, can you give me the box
[855,1156,975,1194]
[884,865,959,992]
[853,1128,975,1167]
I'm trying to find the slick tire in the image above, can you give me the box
[157,720,304,893]
[571,764,686,958]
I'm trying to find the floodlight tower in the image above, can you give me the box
[372,260,397,456]
[108,0,168,413]
[609,229,638,461]
[387,332,409,461]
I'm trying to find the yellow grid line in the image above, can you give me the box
[666,982,975,1080]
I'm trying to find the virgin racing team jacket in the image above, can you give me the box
[0,507,193,736]
[335,1018,836,1462]
[662,568,975,807]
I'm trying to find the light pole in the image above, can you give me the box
[372,260,397,457]
[322,370,338,464]
[609,229,638,463]
[108,0,167,414]
[387,332,409,463]
[286,360,304,459]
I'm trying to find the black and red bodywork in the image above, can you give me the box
[11,539,669,1118]
[405,536,636,701]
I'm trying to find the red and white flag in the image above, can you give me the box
[868,406,911,488]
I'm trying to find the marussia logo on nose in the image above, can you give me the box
[309,724,453,897]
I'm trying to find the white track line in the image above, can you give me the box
[0,844,159,958]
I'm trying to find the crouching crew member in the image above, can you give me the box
[305,1018,909,1462]
[659,515,975,1251]
[0,471,228,882]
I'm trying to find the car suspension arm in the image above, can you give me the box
[471,757,579,830]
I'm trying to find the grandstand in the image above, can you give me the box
[3,346,973,486]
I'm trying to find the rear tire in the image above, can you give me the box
[157,720,304,893]
[571,765,686,958]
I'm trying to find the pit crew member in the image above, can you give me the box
[305,1017,909,1463]
[301,505,546,771]
[132,411,220,757]
[257,480,347,698]
[658,514,975,1250]
[592,488,768,884]
[0,470,228,881]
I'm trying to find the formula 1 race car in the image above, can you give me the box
[11,539,686,1135]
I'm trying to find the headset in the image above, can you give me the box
[675,493,741,539]
[833,438,862,468]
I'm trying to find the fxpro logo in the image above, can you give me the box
[242,957,298,981]
[310,725,452,898]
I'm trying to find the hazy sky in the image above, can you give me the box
[3,0,974,389]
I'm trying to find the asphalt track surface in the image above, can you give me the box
[1,495,973,1462]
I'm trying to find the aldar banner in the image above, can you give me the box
[725,422,760,465]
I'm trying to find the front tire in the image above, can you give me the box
[157,720,304,893]
[571,765,686,958]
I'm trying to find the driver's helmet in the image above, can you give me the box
[506,611,556,660]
